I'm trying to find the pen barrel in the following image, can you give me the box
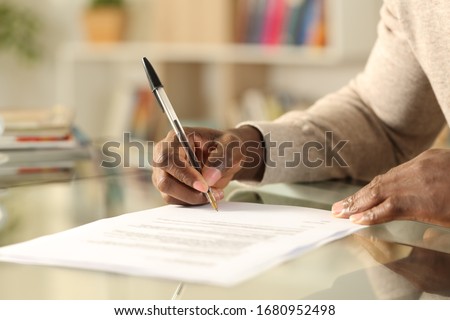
[173,120,202,171]
[154,88,203,172]
[143,59,217,209]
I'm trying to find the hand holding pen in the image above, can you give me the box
[143,57,219,210]
[143,58,266,208]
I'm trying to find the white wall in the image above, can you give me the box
[0,0,85,108]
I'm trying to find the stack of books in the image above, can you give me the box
[0,107,77,150]
[0,107,90,186]
[235,0,326,47]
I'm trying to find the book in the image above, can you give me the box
[0,106,73,138]
[0,127,91,187]
[0,135,77,150]
[306,0,326,46]
[261,0,287,45]
[247,0,268,43]
[283,0,306,45]
[236,0,326,47]
[234,0,252,43]
[295,0,316,45]
[0,107,79,150]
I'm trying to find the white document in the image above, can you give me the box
[0,202,364,286]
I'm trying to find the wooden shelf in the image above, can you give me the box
[56,0,382,138]
[58,42,343,66]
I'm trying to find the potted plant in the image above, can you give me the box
[84,0,126,43]
[0,3,41,60]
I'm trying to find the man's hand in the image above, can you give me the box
[332,149,450,227]
[152,126,265,205]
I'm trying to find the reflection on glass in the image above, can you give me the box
[356,230,450,298]
[0,117,9,229]
[0,116,9,166]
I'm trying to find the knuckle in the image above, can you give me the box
[384,198,397,213]
[368,176,382,202]
[348,202,359,213]
[369,174,382,187]
[344,196,358,213]
[165,130,177,140]
[152,148,171,168]
[369,186,381,202]
[172,167,193,187]
[366,209,378,223]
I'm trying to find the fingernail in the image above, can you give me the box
[332,201,344,216]
[349,213,365,224]
[202,167,222,186]
[193,180,208,193]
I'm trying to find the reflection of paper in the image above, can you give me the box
[0,202,364,286]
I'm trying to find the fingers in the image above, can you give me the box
[352,234,399,264]
[348,198,402,225]
[153,133,209,193]
[332,174,387,218]
[152,128,232,205]
[153,170,224,205]
[152,127,260,206]
[332,168,408,225]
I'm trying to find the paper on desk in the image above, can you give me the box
[0,202,364,286]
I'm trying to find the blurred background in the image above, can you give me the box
[2,0,449,300]
[8,0,448,147]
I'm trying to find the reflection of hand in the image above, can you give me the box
[152,126,265,205]
[353,234,407,265]
[422,228,450,252]
[357,230,450,297]
[332,149,450,227]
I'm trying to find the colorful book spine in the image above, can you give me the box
[305,0,326,46]
[247,0,268,43]
[236,0,326,47]
[261,0,286,45]
[295,0,315,45]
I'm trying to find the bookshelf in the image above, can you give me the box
[56,0,382,139]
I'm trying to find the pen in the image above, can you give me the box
[142,57,218,212]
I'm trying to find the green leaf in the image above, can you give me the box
[0,3,42,61]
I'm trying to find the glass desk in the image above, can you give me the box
[0,152,449,300]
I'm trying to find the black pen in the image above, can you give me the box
[142,57,218,211]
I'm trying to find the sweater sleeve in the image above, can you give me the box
[239,2,446,185]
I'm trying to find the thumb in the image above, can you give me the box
[202,132,244,188]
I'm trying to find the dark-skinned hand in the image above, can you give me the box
[332,149,450,227]
[152,126,264,205]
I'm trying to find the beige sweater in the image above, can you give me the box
[244,0,450,184]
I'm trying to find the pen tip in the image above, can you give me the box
[205,189,219,212]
